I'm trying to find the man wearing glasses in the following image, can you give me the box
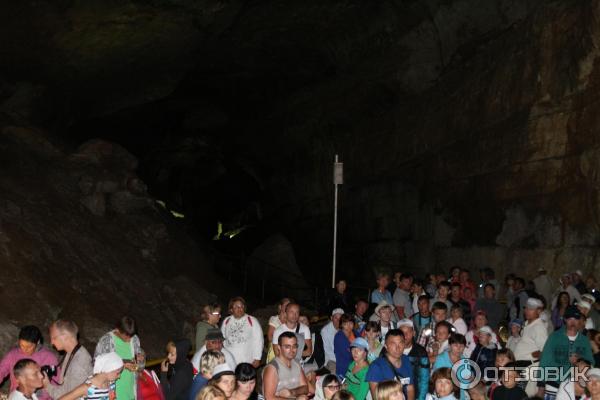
[221,297,264,368]
[263,332,309,400]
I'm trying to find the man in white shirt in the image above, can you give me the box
[514,298,548,362]
[272,303,312,362]
[320,308,342,373]
[9,359,43,400]
[221,297,263,367]
[191,328,237,371]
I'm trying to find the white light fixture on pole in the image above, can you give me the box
[332,154,343,288]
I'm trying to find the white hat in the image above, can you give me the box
[582,294,596,304]
[93,352,124,374]
[537,266,546,272]
[211,363,234,379]
[397,319,414,329]
[478,326,493,336]
[375,301,393,315]
[578,300,592,310]
[331,308,344,316]
[575,270,583,277]
[525,298,544,309]
[587,368,600,380]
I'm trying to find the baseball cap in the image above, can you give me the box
[525,298,544,309]
[577,300,592,310]
[509,318,523,327]
[397,319,414,329]
[205,328,225,341]
[564,305,583,320]
[350,337,369,351]
[331,308,344,316]
[575,270,583,277]
[588,368,600,380]
[211,363,234,380]
[582,293,596,304]
[478,326,493,336]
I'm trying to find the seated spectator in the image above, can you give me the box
[189,351,225,400]
[331,390,355,400]
[373,302,397,337]
[411,280,429,316]
[0,325,58,399]
[474,284,504,330]
[192,329,237,372]
[160,339,193,400]
[427,321,452,365]
[8,359,44,400]
[44,320,93,399]
[447,305,467,335]
[267,298,291,363]
[329,279,351,313]
[343,338,369,400]
[272,303,312,363]
[375,380,404,400]
[432,333,467,372]
[411,296,432,338]
[197,385,226,400]
[299,314,324,375]
[196,304,222,351]
[397,319,429,400]
[334,314,357,376]
[551,292,570,331]
[469,326,497,384]
[262,332,309,400]
[431,282,453,311]
[363,322,382,363]
[489,363,527,400]
[371,273,394,309]
[449,283,472,327]
[230,363,257,400]
[314,375,341,400]
[465,312,499,358]
[209,364,236,399]
[222,297,263,368]
[365,330,414,400]
[353,300,369,330]
[427,367,458,400]
[467,382,488,400]
[58,352,123,400]
[321,308,343,373]
[584,368,600,400]
[505,319,522,353]
[417,302,448,351]
[486,349,514,400]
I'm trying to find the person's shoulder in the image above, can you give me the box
[410,343,428,357]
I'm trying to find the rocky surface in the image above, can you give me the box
[0,124,229,357]
[3,0,600,294]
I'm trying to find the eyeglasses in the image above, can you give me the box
[210,312,221,315]
[325,385,341,390]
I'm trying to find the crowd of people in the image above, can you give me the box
[4,266,600,400]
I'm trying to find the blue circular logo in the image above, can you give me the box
[451,359,481,389]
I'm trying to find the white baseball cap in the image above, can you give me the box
[478,326,493,336]
[525,298,544,309]
[331,308,344,316]
[397,319,414,329]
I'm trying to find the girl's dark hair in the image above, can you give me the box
[449,332,466,345]
[116,316,137,336]
[235,363,256,383]
[497,348,515,362]
[322,374,340,388]
[19,326,42,344]
[340,313,354,325]
[331,390,354,400]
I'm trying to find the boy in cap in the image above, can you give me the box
[397,319,428,400]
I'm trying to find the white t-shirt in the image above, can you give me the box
[273,323,311,345]
[9,391,39,400]
[514,318,548,361]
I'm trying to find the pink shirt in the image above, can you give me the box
[0,346,58,398]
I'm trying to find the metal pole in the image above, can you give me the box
[332,154,339,289]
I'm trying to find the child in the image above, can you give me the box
[487,349,514,399]
[447,305,467,335]
[489,362,527,400]
[470,326,497,384]
[506,319,522,353]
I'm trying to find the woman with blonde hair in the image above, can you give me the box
[266,298,292,362]
[196,385,226,400]
[375,381,404,400]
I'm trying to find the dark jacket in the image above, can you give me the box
[161,339,194,400]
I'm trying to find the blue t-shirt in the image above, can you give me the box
[371,290,393,305]
[365,354,414,386]
[188,374,208,400]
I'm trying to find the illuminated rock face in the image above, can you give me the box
[3,0,600,301]
[0,127,224,356]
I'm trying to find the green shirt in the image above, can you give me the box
[345,361,370,400]
[114,334,135,400]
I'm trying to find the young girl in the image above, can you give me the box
[344,338,369,400]
[364,322,382,363]
[209,364,236,399]
[314,375,341,400]
[505,319,522,353]
[58,352,123,400]
[447,305,467,335]
[427,367,458,400]
[230,363,256,400]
